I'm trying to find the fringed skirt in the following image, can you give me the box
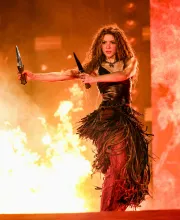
[77,100,152,211]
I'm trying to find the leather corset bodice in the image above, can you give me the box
[97,65,131,104]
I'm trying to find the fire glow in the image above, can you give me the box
[0,83,91,213]
[151,0,180,209]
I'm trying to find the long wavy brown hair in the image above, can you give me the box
[83,24,138,84]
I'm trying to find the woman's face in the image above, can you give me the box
[101,34,117,59]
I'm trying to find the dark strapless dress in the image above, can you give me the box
[77,66,152,211]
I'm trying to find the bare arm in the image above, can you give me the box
[95,57,137,83]
[24,69,79,82]
[80,57,137,84]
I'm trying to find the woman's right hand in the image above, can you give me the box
[18,70,34,81]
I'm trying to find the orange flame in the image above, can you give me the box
[0,83,92,213]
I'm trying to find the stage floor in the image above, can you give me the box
[0,210,179,220]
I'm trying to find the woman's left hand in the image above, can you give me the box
[79,73,97,84]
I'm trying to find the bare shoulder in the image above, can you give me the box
[125,56,137,66]
[123,56,138,77]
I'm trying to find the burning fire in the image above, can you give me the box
[0,83,92,213]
